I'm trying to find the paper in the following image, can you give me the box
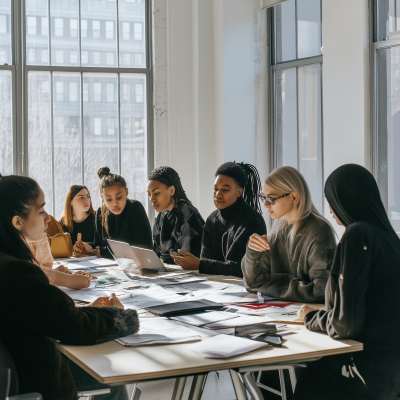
[203,315,274,329]
[188,334,268,358]
[115,318,201,347]
[170,311,239,327]
[63,258,118,270]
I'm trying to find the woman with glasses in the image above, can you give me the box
[171,162,266,277]
[242,166,336,303]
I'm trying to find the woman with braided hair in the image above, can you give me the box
[147,166,205,264]
[172,162,266,277]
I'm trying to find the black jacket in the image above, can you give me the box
[0,251,139,400]
[153,200,205,263]
[199,197,267,277]
[94,199,153,258]
[59,213,96,246]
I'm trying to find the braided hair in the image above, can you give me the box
[148,166,191,204]
[98,166,127,238]
[215,162,262,213]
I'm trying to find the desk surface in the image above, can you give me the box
[58,268,363,385]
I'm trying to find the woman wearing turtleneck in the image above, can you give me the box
[172,162,266,278]
[293,164,400,400]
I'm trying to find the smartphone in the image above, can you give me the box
[169,251,180,257]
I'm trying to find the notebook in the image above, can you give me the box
[145,299,224,316]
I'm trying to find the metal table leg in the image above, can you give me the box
[188,374,208,400]
[241,371,264,400]
[171,377,187,400]
[229,370,247,400]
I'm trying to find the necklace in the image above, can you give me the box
[73,213,89,223]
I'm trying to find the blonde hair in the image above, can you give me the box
[266,166,336,242]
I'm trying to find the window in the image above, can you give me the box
[135,83,143,103]
[374,1,400,232]
[122,22,130,40]
[134,23,142,41]
[271,0,323,212]
[135,53,143,66]
[123,53,131,66]
[5,0,151,217]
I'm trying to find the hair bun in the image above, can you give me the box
[97,166,111,179]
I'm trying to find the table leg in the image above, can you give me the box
[187,374,208,400]
[171,377,187,400]
[241,371,264,400]
[229,370,247,400]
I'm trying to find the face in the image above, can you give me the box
[147,180,175,213]
[12,189,51,242]
[70,188,91,214]
[261,183,298,220]
[329,204,344,226]
[213,175,243,210]
[103,184,128,215]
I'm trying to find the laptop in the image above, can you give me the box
[107,239,167,274]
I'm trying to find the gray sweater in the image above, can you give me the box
[241,215,336,303]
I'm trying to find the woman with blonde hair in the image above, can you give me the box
[242,166,336,303]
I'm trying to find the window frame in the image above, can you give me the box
[267,0,324,211]
[2,0,154,219]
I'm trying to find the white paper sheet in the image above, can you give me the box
[203,315,274,329]
[63,258,118,270]
[170,311,239,327]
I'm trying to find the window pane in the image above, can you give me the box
[297,0,321,59]
[119,0,146,68]
[0,71,12,174]
[376,46,400,231]
[26,0,49,66]
[378,0,396,41]
[28,72,53,214]
[275,68,298,169]
[0,0,11,65]
[51,0,79,66]
[81,1,117,67]
[298,64,323,212]
[275,0,296,63]
[121,74,147,211]
[53,73,82,218]
[83,74,119,210]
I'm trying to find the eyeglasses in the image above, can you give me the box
[258,192,291,205]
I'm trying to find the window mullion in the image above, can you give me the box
[80,73,84,184]
[47,0,51,65]
[78,0,82,67]
[116,0,120,68]
[50,72,55,216]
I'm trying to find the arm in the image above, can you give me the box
[5,261,139,345]
[176,210,205,257]
[304,225,373,339]
[241,246,271,293]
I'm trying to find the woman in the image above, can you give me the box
[0,173,139,400]
[59,185,96,245]
[74,166,153,258]
[148,166,205,264]
[172,162,266,278]
[242,166,336,303]
[293,164,400,399]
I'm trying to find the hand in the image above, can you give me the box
[54,265,71,274]
[73,233,93,257]
[293,305,318,322]
[67,273,92,290]
[90,293,124,309]
[171,250,200,270]
[73,270,98,280]
[248,234,270,252]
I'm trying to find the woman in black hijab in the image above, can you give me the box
[293,164,400,400]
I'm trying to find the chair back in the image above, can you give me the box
[0,342,18,398]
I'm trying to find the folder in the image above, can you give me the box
[145,299,224,316]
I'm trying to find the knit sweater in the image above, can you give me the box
[199,197,267,277]
[242,215,336,303]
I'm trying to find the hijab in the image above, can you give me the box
[324,164,399,240]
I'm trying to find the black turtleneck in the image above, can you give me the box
[199,197,267,277]
[93,199,153,258]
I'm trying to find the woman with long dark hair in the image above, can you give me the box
[148,166,205,264]
[172,162,266,277]
[293,164,400,399]
[74,166,153,258]
[0,173,139,399]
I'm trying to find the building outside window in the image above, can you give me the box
[270,0,323,212]
[134,22,142,41]
[41,17,48,36]
[27,16,36,35]
[70,19,78,37]
[54,17,63,36]
[92,20,100,38]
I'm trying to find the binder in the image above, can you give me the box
[145,299,224,316]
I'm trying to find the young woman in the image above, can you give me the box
[74,166,153,258]
[0,173,139,400]
[172,162,266,278]
[293,164,400,400]
[148,166,205,264]
[242,166,336,303]
[59,184,96,245]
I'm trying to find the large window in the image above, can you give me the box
[374,0,400,232]
[0,0,152,219]
[270,0,323,212]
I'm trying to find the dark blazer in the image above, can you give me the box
[0,251,139,400]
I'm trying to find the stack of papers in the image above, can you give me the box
[188,334,268,358]
[115,319,201,347]
[204,315,275,329]
[62,258,118,270]
[170,311,239,327]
